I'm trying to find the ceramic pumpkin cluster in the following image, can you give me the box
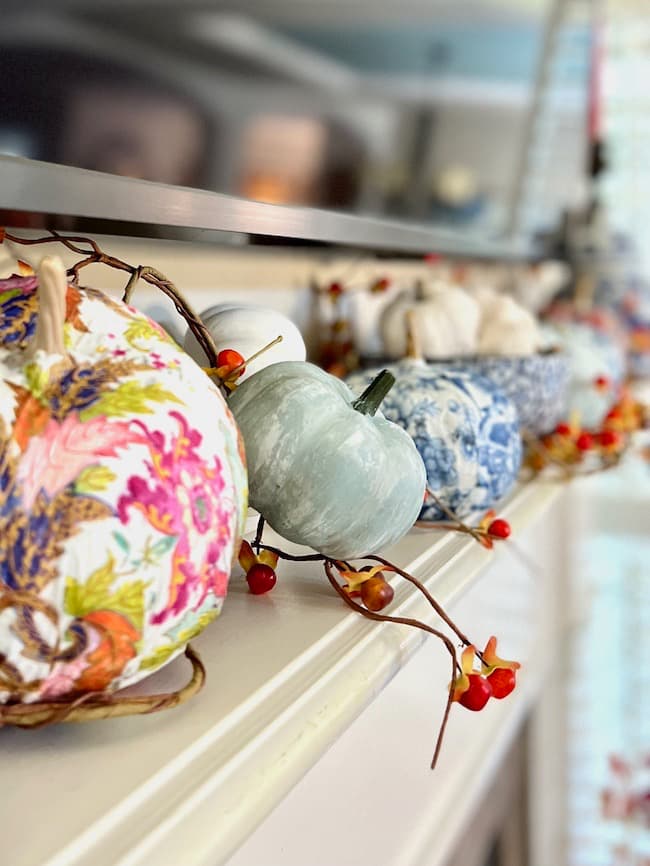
[0,258,247,704]
[377,278,570,435]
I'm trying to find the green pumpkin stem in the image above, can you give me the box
[352,369,395,416]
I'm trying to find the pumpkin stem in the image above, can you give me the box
[405,310,423,361]
[31,257,67,356]
[351,369,395,416]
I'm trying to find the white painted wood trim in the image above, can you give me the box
[2,481,564,866]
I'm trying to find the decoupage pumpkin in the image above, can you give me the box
[380,280,481,360]
[183,303,307,379]
[0,258,247,703]
[346,355,521,522]
[228,361,426,559]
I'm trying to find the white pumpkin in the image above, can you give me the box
[512,261,571,313]
[468,284,499,320]
[0,258,248,704]
[184,303,306,379]
[478,295,541,356]
[381,280,481,360]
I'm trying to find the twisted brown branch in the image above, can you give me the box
[324,560,457,769]
[3,231,220,369]
[0,645,205,729]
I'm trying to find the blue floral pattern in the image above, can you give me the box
[431,353,571,435]
[346,362,521,522]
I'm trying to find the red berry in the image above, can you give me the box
[246,563,277,595]
[488,518,511,539]
[217,348,245,374]
[327,281,344,297]
[605,407,622,421]
[598,429,622,448]
[370,276,391,293]
[595,375,610,390]
[360,576,394,612]
[555,423,571,436]
[458,674,492,711]
[487,667,517,699]
[576,432,594,451]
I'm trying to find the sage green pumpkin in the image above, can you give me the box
[229,361,426,559]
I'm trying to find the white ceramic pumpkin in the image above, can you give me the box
[380,280,481,360]
[477,295,541,356]
[0,259,247,703]
[229,361,426,559]
[183,303,306,379]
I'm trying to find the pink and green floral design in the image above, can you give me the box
[118,411,235,623]
[0,270,247,703]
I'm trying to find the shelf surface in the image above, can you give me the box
[1,481,563,866]
[0,156,535,259]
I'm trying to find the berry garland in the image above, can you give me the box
[238,514,520,770]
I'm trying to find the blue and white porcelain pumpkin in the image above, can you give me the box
[346,359,521,522]
[435,351,570,436]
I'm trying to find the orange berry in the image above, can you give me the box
[360,576,394,612]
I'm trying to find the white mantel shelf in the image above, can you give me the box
[2,481,565,866]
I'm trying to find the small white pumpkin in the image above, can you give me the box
[381,280,481,360]
[184,303,306,379]
[478,295,541,356]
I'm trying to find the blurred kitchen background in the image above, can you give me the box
[0,0,592,243]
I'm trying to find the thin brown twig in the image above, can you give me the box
[122,266,143,303]
[257,539,479,654]
[256,543,328,563]
[363,554,477,651]
[324,560,458,769]
[3,231,221,369]
[253,515,265,555]
[425,486,486,545]
[0,645,205,729]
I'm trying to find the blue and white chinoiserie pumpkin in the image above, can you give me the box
[435,352,571,436]
[0,258,247,703]
[229,361,426,559]
[184,303,307,380]
[346,360,521,522]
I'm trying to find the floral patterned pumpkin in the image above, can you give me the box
[0,258,247,703]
